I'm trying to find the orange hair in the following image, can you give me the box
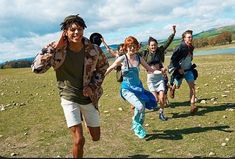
[123,36,140,52]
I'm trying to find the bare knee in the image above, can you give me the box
[88,127,100,141]
[74,136,85,146]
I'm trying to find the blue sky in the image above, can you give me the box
[0,0,235,63]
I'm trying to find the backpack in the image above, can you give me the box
[116,65,123,82]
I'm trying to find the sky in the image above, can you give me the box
[0,0,235,63]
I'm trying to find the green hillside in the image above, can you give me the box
[0,54,235,158]
[157,24,235,53]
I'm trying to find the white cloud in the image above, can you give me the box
[0,0,235,62]
[0,32,60,63]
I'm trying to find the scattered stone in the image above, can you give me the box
[204,83,208,86]
[210,97,217,101]
[0,135,3,138]
[209,152,216,156]
[213,101,218,105]
[226,108,234,112]
[105,94,109,97]
[24,132,28,136]
[150,117,154,120]
[11,153,17,156]
[1,93,4,96]
[221,143,227,146]
[56,155,61,158]
[145,124,149,127]
[0,105,5,111]
[223,115,227,119]
[225,138,229,142]
[156,149,163,152]
[20,103,26,106]
[104,110,109,113]
[224,91,230,93]
[200,100,206,104]
[221,94,227,97]
[118,107,123,111]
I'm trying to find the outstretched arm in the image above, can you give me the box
[101,38,118,57]
[162,25,176,51]
[105,58,122,76]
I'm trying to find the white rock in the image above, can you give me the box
[156,149,163,152]
[118,107,123,111]
[225,138,229,141]
[209,152,215,156]
[0,135,3,138]
[223,115,227,118]
[1,106,5,111]
[103,110,109,113]
[145,124,149,127]
[210,98,216,101]
[221,94,227,97]
[11,153,17,156]
[224,91,230,93]
[204,83,208,86]
[221,142,227,146]
[213,101,218,105]
[200,100,206,104]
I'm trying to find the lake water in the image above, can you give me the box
[194,47,235,56]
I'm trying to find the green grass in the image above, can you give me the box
[0,54,235,158]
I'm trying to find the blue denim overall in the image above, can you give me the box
[120,66,157,139]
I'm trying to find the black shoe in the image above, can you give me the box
[159,113,168,121]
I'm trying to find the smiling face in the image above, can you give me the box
[127,44,139,55]
[65,23,84,43]
[184,33,193,45]
[123,36,140,55]
[149,41,158,53]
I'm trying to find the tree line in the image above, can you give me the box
[193,31,233,48]
[0,60,32,69]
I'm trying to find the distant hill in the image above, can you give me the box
[1,24,235,68]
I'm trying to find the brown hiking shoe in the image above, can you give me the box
[170,87,175,99]
[190,106,198,114]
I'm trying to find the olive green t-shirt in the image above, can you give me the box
[56,47,92,104]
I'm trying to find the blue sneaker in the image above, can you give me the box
[159,113,168,121]
[134,124,146,139]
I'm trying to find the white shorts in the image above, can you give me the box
[147,73,165,93]
[60,98,100,128]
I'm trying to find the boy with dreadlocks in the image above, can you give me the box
[31,14,109,158]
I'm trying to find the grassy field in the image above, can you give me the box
[0,54,235,158]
